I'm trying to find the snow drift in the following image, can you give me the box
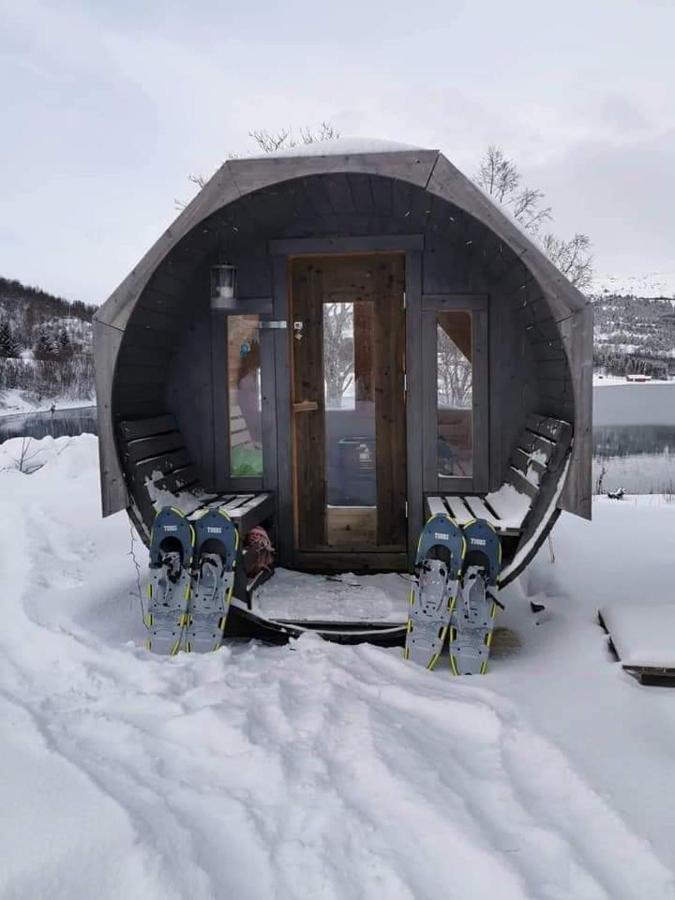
[1,435,674,899]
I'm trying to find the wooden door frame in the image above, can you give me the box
[269,235,424,569]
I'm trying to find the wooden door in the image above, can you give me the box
[290,254,407,565]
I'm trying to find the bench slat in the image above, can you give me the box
[487,491,532,528]
[426,496,448,517]
[125,431,185,463]
[229,493,275,532]
[463,496,502,529]
[444,496,474,525]
[133,448,192,482]
[231,432,253,448]
[220,494,255,512]
[518,430,556,462]
[151,465,200,495]
[525,413,571,444]
[507,466,539,501]
[511,448,546,486]
[119,415,177,442]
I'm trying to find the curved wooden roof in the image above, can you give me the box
[97,147,588,330]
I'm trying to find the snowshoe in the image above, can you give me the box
[404,514,466,670]
[185,507,239,653]
[449,519,502,676]
[145,507,195,655]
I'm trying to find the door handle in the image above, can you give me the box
[293,400,319,413]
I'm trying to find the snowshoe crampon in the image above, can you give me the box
[449,519,502,676]
[404,514,466,670]
[146,507,195,655]
[186,507,239,653]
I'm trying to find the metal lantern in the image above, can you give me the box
[210,264,238,310]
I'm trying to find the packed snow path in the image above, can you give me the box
[1,436,674,899]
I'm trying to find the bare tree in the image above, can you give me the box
[7,437,44,474]
[541,232,594,291]
[178,122,341,208]
[323,303,354,408]
[476,145,593,289]
[437,328,472,408]
[250,121,340,154]
[476,145,552,234]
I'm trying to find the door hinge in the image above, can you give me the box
[403,290,407,310]
[403,373,407,394]
[258,320,288,330]
[404,500,409,518]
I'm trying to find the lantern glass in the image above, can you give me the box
[210,264,237,306]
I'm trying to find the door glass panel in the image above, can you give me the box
[227,314,263,477]
[324,301,377,546]
[437,310,473,478]
[291,254,406,554]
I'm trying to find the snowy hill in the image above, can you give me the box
[591,294,675,378]
[1,434,675,899]
[592,271,675,300]
[0,277,96,414]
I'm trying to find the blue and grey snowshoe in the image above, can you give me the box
[405,514,466,670]
[185,507,239,653]
[449,519,502,676]
[145,507,195,655]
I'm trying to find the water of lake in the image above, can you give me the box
[0,407,98,443]
[1,387,673,495]
[593,384,675,494]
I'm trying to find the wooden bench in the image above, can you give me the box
[426,414,573,537]
[117,415,274,538]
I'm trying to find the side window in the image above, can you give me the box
[423,295,488,493]
[227,315,263,478]
[437,311,473,480]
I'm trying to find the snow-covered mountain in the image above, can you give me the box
[0,276,95,355]
[590,293,675,378]
[592,272,675,300]
[0,276,96,414]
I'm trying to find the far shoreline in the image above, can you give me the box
[0,402,96,421]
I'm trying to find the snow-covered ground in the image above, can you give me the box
[0,388,95,417]
[2,435,675,899]
[594,373,674,387]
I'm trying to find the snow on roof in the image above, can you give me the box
[238,136,428,160]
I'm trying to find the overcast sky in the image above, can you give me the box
[1,0,674,304]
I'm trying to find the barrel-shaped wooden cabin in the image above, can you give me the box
[94,139,592,641]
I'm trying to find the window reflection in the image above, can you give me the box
[324,300,377,545]
[437,311,473,478]
[228,315,263,478]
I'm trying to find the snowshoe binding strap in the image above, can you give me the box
[405,514,466,670]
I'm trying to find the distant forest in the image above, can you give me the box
[591,294,675,378]
[0,277,97,404]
